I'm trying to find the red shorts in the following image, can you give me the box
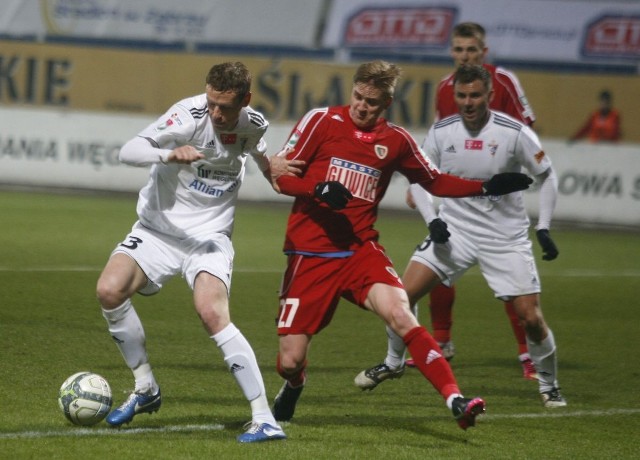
[276,241,404,335]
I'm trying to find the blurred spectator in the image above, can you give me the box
[570,90,621,143]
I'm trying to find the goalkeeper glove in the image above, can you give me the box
[482,172,533,195]
[428,218,450,244]
[536,229,559,261]
[314,181,353,210]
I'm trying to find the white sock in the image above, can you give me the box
[132,363,159,394]
[383,303,417,368]
[527,329,559,392]
[212,323,278,426]
[446,393,463,410]
[102,299,157,393]
[519,352,531,362]
[384,324,407,369]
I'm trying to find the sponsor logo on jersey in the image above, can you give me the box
[155,113,182,131]
[156,119,172,131]
[205,139,216,149]
[353,130,376,143]
[464,139,483,150]
[327,157,381,202]
[221,134,237,144]
[286,130,301,149]
[374,145,388,159]
[189,179,225,197]
[445,144,456,153]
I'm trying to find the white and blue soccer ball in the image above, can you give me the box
[58,372,112,426]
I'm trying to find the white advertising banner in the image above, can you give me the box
[3,1,639,65]
[323,0,640,64]
[1,108,639,227]
[0,0,322,47]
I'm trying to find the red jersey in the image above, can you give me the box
[277,105,484,253]
[436,63,535,126]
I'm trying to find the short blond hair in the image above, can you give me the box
[352,60,402,99]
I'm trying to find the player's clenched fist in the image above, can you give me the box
[314,181,353,210]
[168,145,205,164]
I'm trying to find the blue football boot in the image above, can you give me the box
[106,389,162,426]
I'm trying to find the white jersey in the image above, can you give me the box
[133,94,268,241]
[423,111,552,239]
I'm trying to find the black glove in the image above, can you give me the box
[482,172,533,195]
[314,181,353,210]
[536,229,559,261]
[428,218,450,244]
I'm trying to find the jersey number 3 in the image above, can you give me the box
[120,236,143,250]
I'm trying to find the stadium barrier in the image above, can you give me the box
[1,107,638,227]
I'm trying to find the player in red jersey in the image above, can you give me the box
[435,23,535,126]
[408,22,539,379]
[269,60,532,430]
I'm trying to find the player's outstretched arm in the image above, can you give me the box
[119,137,204,166]
[482,172,533,195]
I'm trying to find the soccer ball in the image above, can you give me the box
[58,372,112,426]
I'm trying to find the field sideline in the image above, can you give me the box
[1,190,639,459]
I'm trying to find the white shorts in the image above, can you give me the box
[410,223,540,299]
[112,222,234,295]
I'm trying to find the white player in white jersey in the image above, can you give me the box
[371,65,566,407]
[131,92,269,240]
[96,62,303,442]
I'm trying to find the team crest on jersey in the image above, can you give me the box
[221,133,237,144]
[374,145,388,159]
[327,157,381,202]
[488,141,498,155]
[465,139,483,150]
[155,113,182,131]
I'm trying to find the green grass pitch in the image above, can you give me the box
[1,190,639,459]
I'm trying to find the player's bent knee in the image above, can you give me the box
[277,356,305,379]
[387,304,419,332]
[96,279,128,309]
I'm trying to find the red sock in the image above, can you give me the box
[276,353,306,387]
[504,300,528,355]
[429,284,455,343]
[404,326,460,400]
